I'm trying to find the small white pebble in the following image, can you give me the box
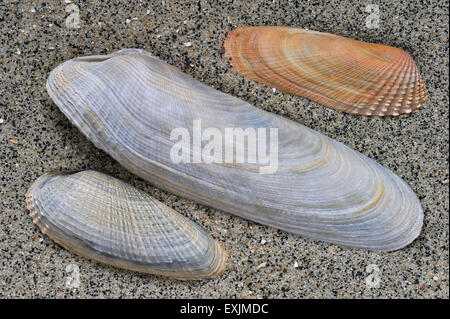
[39,238,43,242]
[16,49,21,55]
[183,41,192,47]
[48,23,53,27]
[442,179,449,184]
[190,63,194,67]
[175,28,179,33]
[256,262,267,270]
[433,276,439,281]
[293,262,299,268]
[260,239,266,245]
[126,19,131,24]
[33,24,37,28]
[0,118,4,124]
[272,88,276,93]
[30,7,36,13]
[49,46,55,50]
[15,163,19,167]
[146,9,150,14]
[156,34,162,38]
[132,17,138,21]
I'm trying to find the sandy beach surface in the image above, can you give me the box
[0,0,448,298]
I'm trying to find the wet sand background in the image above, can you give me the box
[0,0,448,298]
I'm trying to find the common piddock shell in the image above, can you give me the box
[46,49,423,251]
[26,170,226,280]
[224,26,427,116]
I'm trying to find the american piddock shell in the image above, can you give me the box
[224,26,427,116]
[26,170,226,280]
[46,49,423,251]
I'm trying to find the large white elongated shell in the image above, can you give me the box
[26,170,226,280]
[47,49,423,251]
[224,26,427,116]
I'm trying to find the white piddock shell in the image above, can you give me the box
[26,170,226,280]
[46,49,423,251]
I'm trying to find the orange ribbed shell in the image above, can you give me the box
[224,26,427,116]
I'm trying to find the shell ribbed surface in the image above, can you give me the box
[46,49,423,251]
[224,27,427,116]
[26,170,226,280]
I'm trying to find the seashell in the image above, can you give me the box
[224,26,427,116]
[46,49,423,251]
[26,170,226,280]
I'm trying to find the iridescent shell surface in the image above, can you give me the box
[224,26,427,116]
[46,49,423,251]
[26,170,226,280]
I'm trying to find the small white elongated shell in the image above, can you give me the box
[47,49,423,251]
[26,170,226,280]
